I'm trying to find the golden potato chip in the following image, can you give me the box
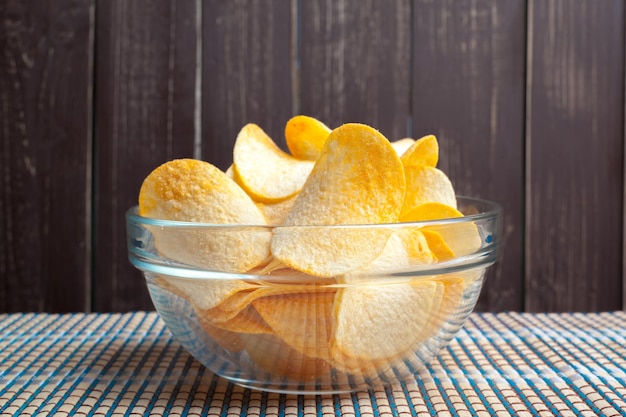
[241,333,332,381]
[192,285,306,335]
[432,227,481,259]
[402,201,462,222]
[225,164,235,179]
[155,276,274,336]
[433,276,465,324]
[400,165,456,219]
[155,276,256,314]
[341,230,435,282]
[252,290,336,360]
[284,115,332,160]
[233,123,315,203]
[390,138,415,156]
[256,193,298,225]
[458,267,487,286]
[330,280,443,375]
[138,158,271,272]
[206,289,263,321]
[153,276,257,350]
[196,313,245,352]
[271,123,406,277]
[203,283,327,326]
[255,259,331,285]
[409,276,464,345]
[404,202,482,258]
[400,135,439,168]
[421,229,456,261]
[396,228,438,264]
[200,304,272,334]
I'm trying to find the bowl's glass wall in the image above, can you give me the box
[126,196,501,394]
[146,269,485,394]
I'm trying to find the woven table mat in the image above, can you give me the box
[0,312,624,417]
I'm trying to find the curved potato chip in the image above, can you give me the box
[233,123,315,203]
[401,165,457,219]
[330,280,443,375]
[138,158,271,272]
[224,164,235,179]
[403,202,482,258]
[271,123,406,277]
[390,137,415,156]
[400,135,439,167]
[204,283,328,325]
[256,193,298,225]
[200,304,272,334]
[196,314,245,352]
[402,201,463,222]
[256,258,329,285]
[430,276,465,329]
[421,229,456,261]
[285,115,332,160]
[341,230,435,283]
[252,290,335,360]
[397,228,438,263]
[155,277,256,312]
[153,276,254,351]
[241,333,332,381]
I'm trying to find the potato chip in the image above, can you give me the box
[400,134,439,168]
[224,164,235,179]
[206,289,264,321]
[157,278,255,312]
[284,115,332,160]
[252,290,335,360]
[341,230,435,282]
[397,228,438,264]
[256,193,298,225]
[153,276,257,350]
[271,123,406,277]
[421,229,456,261]
[191,284,311,336]
[196,313,245,352]
[402,276,464,347]
[403,202,482,258]
[330,280,443,375]
[241,333,332,381]
[390,138,415,156]
[138,158,271,273]
[233,123,315,203]
[400,165,457,219]
[200,304,272,334]
[402,201,462,222]
[432,276,465,324]
[255,259,331,285]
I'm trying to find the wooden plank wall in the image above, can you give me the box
[0,0,624,313]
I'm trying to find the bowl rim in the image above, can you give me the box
[127,195,501,280]
[126,195,502,229]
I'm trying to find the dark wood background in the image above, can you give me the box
[1,0,624,313]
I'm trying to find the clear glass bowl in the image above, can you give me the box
[126,196,501,394]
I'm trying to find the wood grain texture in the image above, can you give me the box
[298,0,411,141]
[94,0,197,311]
[2,0,625,313]
[526,0,624,312]
[0,0,93,312]
[412,0,526,311]
[202,0,293,169]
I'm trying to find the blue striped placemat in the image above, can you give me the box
[0,312,624,416]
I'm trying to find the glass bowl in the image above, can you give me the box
[126,196,501,394]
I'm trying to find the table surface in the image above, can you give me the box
[0,311,624,417]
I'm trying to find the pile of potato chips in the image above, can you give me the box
[138,116,483,380]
